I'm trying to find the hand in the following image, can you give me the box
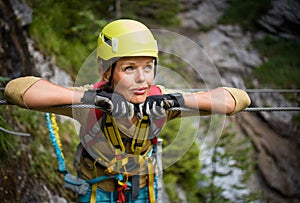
[136,93,185,119]
[81,89,134,119]
[135,98,166,120]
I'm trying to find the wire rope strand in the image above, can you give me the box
[0,100,299,111]
[243,107,300,112]
[0,99,9,105]
[245,89,300,93]
[181,89,300,93]
[0,126,31,136]
[1,87,300,93]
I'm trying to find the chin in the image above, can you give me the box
[130,95,147,104]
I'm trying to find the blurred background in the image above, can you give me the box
[0,0,299,202]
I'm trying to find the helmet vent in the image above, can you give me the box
[103,35,112,46]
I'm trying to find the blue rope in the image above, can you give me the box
[45,113,128,186]
[86,173,131,186]
[45,113,67,173]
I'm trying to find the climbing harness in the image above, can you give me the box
[46,83,165,203]
[75,83,163,203]
[80,112,159,202]
[45,112,154,202]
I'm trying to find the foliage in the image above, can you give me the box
[121,0,181,26]
[0,79,16,158]
[0,104,78,201]
[252,35,300,89]
[219,0,272,30]
[26,0,111,77]
[26,0,181,79]
[160,118,202,202]
[0,107,18,159]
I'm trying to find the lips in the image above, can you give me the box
[132,87,147,95]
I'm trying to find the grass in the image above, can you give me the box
[0,107,18,159]
[27,1,108,78]
[0,103,79,201]
[0,78,19,159]
[26,0,181,79]
[252,35,300,89]
[219,0,272,30]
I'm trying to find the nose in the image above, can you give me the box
[135,68,145,83]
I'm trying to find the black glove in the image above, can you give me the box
[136,93,184,119]
[81,89,134,119]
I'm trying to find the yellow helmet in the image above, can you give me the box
[97,19,158,70]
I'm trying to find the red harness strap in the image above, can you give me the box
[117,183,128,203]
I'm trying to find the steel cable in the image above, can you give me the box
[1,87,300,93]
[0,99,299,112]
[181,89,300,93]
[1,88,300,136]
[0,126,31,136]
[1,91,299,136]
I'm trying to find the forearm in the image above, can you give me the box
[5,76,85,109]
[183,87,236,114]
[23,79,84,109]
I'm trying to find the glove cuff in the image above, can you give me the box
[81,90,97,104]
[169,93,185,107]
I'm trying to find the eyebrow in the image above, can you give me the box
[119,60,153,66]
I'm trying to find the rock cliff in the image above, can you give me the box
[179,0,300,202]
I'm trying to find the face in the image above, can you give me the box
[108,56,155,104]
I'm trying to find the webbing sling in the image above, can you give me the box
[147,157,156,203]
[131,115,150,154]
[87,113,156,202]
[102,114,125,152]
[95,114,152,174]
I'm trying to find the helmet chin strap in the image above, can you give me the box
[108,62,116,88]
[153,59,157,77]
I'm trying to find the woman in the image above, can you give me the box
[4,19,250,203]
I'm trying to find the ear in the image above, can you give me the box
[102,69,111,82]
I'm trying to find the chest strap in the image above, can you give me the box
[131,115,151,154]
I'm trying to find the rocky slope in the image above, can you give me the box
[179,0,300,202]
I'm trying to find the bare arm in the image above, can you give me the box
[183,87,235,114]
[158,85,250,115]
[23,79,84,109]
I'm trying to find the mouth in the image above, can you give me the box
[131,87,148,95]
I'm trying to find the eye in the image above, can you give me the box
[124,66,134,72]
[144,65,153,72]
